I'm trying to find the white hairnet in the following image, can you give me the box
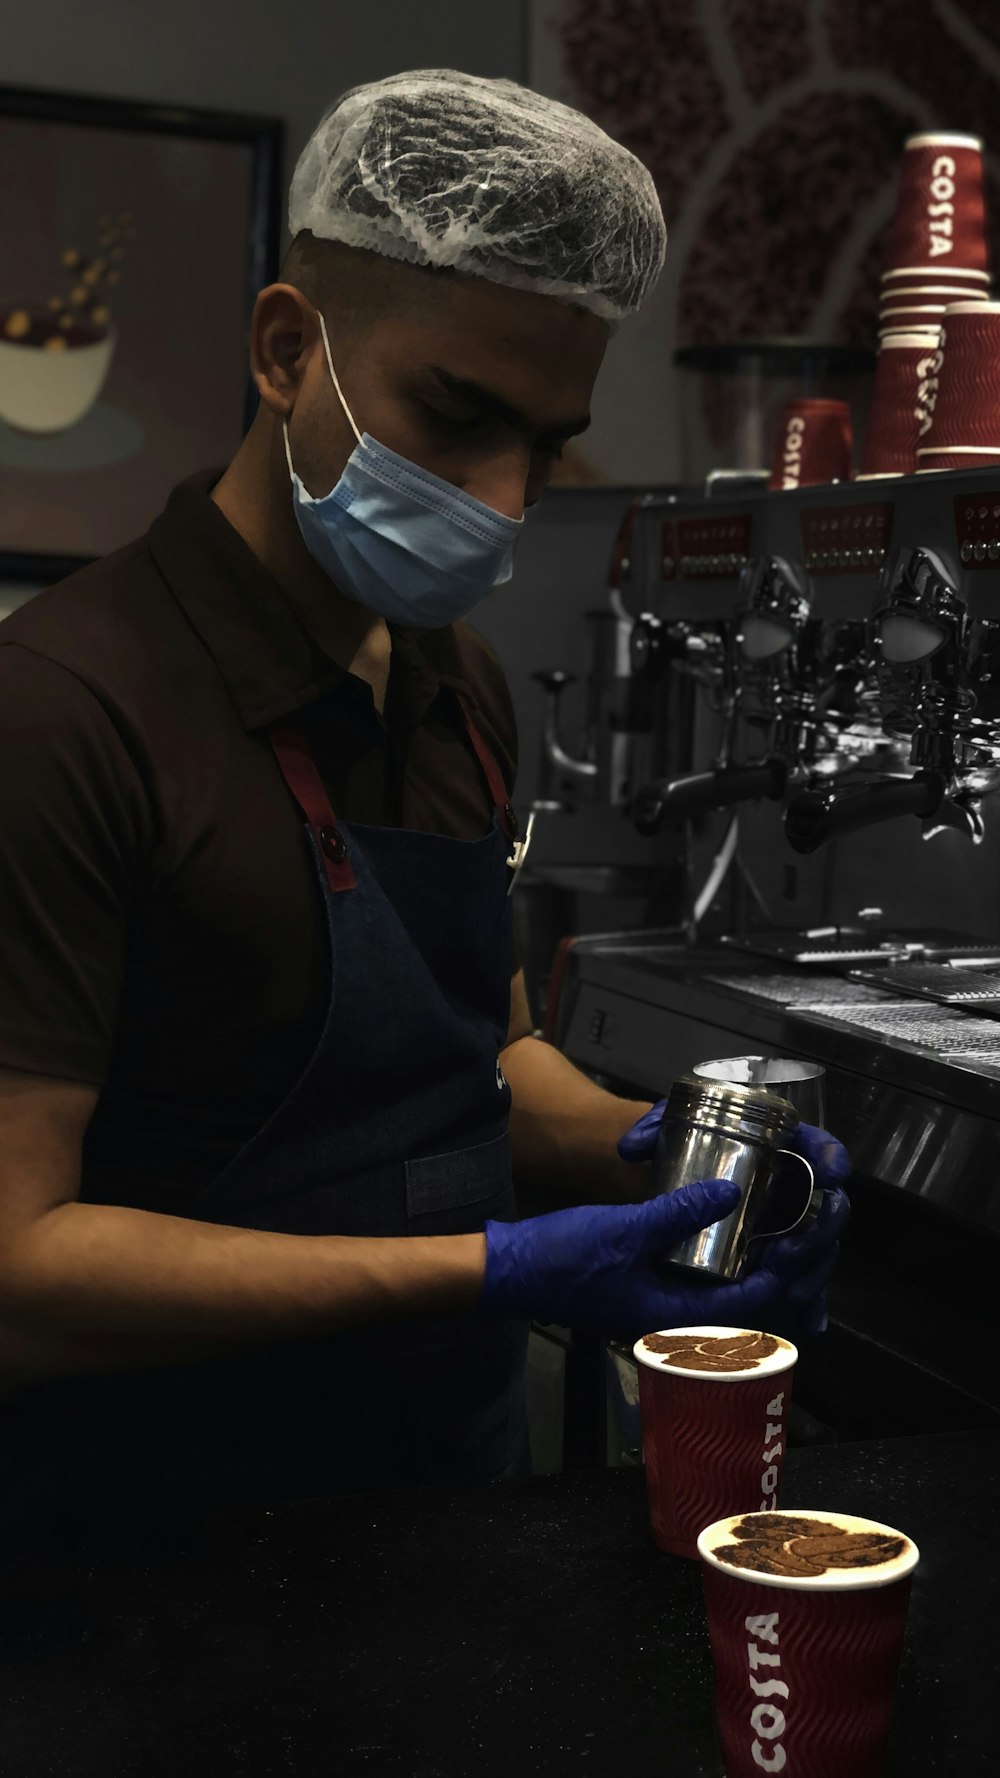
[288,69,666,321]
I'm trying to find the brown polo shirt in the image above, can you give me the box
[0,470,518,1213]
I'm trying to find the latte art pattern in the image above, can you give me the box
[715,1513,908,1577]
[642,1331,781,1372]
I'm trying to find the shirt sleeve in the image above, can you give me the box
[0,644,147,1085]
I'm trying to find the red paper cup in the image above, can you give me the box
[879,303,946,332]
[918,444,1000,470]
[860,334,943,476]
[877,330,939,346]
[880,282,986,334]
[884,132,987,272]
[882,264,989,288]
[634,1326,797,1559]
[768,398,852,490]
[699,1508,920,1778]
[918,300,1000,450]
[881,282,987,301]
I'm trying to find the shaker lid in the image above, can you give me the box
[664,1072,798,1143]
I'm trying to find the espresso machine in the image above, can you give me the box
[541,466,1000,1461]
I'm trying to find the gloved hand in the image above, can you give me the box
[617,1108,851,1341]
[616,1098,667,1164]
[482,1178,836,1347]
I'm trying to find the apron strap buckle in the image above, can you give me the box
[268,722,358,894]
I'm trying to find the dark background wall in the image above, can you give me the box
[7,1,1000,895]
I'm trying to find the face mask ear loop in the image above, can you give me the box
[317,309,367,451]
[282,418,296,478]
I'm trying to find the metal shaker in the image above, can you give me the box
[653,1073,820,1281]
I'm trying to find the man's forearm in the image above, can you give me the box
[0,1200,486,1386]
[500,1034,654,1206]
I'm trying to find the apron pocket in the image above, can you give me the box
[405,1130,515,1234]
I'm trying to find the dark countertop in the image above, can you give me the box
[1,1430,995,1777]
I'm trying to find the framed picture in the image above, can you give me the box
[0,86,282,584]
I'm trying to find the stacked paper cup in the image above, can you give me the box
[861,132,991,477]
[916,302,1000,469]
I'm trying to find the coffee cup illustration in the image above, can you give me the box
[0,313,116,434]
[0,214,132,435]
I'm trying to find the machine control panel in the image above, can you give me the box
[670,514,753,579]
[801,502,894,574]
[954,492,1000,567]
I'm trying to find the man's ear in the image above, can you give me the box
[250,284,321,416]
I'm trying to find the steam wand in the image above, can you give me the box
[531,669,598,812]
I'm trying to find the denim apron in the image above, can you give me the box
[2,694,529,1519]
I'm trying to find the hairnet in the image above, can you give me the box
[287,69,666,321]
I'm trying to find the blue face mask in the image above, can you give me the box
[283,312,523,629]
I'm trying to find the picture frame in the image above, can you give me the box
[0,85,283,585]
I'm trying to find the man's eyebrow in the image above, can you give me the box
[426,367,591,438]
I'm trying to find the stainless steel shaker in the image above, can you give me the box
[653,1073,820,1280]
[692,1055,827,1128]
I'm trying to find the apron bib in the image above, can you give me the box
[3,693,529,1517]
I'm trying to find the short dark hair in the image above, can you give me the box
[279,231,453,334]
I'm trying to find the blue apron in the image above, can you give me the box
[2,694,530,1519]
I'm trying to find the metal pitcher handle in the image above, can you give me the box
[744,1150,821,1248]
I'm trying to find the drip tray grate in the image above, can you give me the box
[815,1003,1000,1056]
[705,972,892,1007]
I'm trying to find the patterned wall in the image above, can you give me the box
[530,0,1000,481]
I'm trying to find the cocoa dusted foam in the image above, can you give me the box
[642,1331,782,1373]
[714,1513,908,1579]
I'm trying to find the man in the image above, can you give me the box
[0,71,847,1517]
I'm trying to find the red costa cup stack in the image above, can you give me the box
[857,333,942,478]
[917,301,1000,470]
[699,1509,920,1778]
[879,133,990,345]
[768,398,852,489]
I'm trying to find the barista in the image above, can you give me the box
[0,71,848,1516]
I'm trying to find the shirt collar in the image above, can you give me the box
[147,469,478,731]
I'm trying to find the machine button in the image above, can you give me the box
[990,540,1000,560]
[975,541,987,561]
[961,541,973,562]
[588,1009,606,1043]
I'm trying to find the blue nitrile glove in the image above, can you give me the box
[482,1178,831,1346]
[616,1110,852,1342]
[616,1099,667,1164]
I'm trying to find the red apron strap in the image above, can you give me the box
[267,721,358,893]
[455,694,518,843]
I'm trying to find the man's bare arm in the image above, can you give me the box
[0,1071,486,1386]
[500,969,654,1208]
